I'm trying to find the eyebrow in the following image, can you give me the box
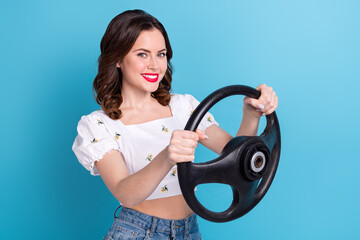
[133,48,167,53]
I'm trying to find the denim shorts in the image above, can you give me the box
[103,206,202,240]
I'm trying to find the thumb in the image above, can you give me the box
[196,129,208,140]
[244,96,264,110]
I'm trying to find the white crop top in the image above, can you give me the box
[72,93,218,200]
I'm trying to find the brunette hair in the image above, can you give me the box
[93,9,173,120]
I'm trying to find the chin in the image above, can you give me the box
[146,82,161,93]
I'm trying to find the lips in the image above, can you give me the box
[141,73,159,83]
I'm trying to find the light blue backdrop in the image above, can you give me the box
[1,0,359,239]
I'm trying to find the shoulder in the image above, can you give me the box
[170,93,191,108]
[169,93,201,118]
[171,93,201,108]
[72,109,122,176]
[170,93,198,104]
[76,109,113,126]
[170,93,183,102]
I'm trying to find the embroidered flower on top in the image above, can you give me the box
[207,116,213,122]
[97,119,104,125]
[91,138,98,143]
[171,169,177,176]
[161,185,168,192]
[146,154,154,161]
[115,132,121,140]
[161,125,169,133]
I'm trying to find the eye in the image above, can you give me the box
[158,52,166,58]
[137,53,147,58]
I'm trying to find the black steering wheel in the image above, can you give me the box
[177,85,281,222]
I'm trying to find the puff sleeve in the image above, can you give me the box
[72,114,122,176]
[185,94,219,133]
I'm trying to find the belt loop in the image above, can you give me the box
[113,205,122,219]
[184,218,189,238]
[150,216,158,233]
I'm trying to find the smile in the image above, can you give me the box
[141,73,159,83]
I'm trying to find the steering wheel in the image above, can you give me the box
[177,85,281,222]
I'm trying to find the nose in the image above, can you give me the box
[147,55,159,71]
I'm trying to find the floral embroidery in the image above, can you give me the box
[91,138,98,143]
[115,132,121,140]
[161,185,168,192]
[171,169,177,176]
[146,154,154,161]
[207,116,213,122]
[97,119,104,125]
[190,110,194,115]
[161,125,169,133]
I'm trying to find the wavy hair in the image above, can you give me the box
[93,10,173,120]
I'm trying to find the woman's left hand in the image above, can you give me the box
[243,84,278,118]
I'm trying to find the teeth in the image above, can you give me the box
[143,74,157,79]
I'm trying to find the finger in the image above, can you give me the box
[178,138,198,148]
[261,98,275,113]
[176,154,195,163]
[258,86,276,111]
[257,84,273,95]
[181,130,200,141]
[261,96,278,115]
[178,145,196,156]
[262,91,278,113]
[258,93,272,111]
[168,143,196,156]
[256,83,267,91]
[169,152,195,163]
[244,96,265,110]
[175,141,197,157]
[196,129,208,140]
[264,103,278,115]
[173,130,199,141]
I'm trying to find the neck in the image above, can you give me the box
[120,83,155,110]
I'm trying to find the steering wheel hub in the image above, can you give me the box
[252,152,265,171]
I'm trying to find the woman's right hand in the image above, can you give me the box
[166,129,207,166]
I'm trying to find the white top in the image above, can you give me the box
[72,93,218,200]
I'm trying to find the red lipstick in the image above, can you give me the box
[141,73,159,83]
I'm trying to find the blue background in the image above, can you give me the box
[1,0,359,239]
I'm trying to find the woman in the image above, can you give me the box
[72,9,278,240]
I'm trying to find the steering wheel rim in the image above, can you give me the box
[177,85,281,222]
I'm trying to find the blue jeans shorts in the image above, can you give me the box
[103,206,202,240]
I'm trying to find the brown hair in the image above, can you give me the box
[93,9,173,120]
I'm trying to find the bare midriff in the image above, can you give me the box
[130,195,193,220]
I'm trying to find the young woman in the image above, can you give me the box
[72,9,278,240]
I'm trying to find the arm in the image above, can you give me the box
[95,148,172,207]
[95,130,206,207]
[200,84,278,154]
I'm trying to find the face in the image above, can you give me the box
[117,29,168,93]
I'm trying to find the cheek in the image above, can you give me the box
[160,60,168,73]
[122,58,146,74]
[131,60,147,72]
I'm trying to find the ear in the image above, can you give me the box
[116,60,122,68]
